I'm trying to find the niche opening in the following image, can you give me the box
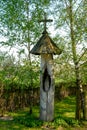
[43,67,51,92]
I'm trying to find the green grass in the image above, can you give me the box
[0,120,28,130]
[0,96,87,130]
[0,121,41,130]
[55,96,76,118]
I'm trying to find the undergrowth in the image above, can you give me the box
[1,96,84,129]
[14,114,80,129]
[13,96,80,128]
[14,114,43,127]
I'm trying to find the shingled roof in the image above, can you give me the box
[30,30,61,55]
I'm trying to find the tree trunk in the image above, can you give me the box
[69,1,82,120]
[84,87,87,120]
[26,0,33,114]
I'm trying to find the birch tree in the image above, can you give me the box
[52,0,87,120]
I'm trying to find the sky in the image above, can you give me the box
[0,0,87,63]
[0,21,60,62]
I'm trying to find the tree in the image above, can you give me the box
[0,0,87,119]
[0,0,51,114]
[52,0,87,120]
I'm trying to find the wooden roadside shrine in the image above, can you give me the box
[30,13,61,121]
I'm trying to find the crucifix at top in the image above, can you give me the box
[39,13,53,32]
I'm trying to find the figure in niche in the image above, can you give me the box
[43,67,51,92]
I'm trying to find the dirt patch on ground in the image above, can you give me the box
[0,116,13,121]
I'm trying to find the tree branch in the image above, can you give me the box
[80,60,87,67]
[74,0,83,17]
[78,48,87,63]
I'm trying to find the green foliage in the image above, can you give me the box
[12,96,80,128]
[13,113,80,129]
[0,96,87,129]
[0,0,87,88]
[64,118,80,127]
[0,52,40,90]
[55,116,80,128]
[14,114,43,128]
[54,117,69,127]
[14,114,80,128]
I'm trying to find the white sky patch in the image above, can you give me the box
[48,26,57,37]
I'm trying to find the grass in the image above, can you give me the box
[0,120,28,130]
[0,96,87,130]
[55,96,76,118]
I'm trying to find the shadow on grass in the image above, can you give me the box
[0,106,41,130]
[55,96,76,118]
[0,119,28,130]
[0,117,42,130]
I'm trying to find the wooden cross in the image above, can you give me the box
[39,13,53,31]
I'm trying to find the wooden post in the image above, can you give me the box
[40,54,54,121]
[30,13,61,121]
